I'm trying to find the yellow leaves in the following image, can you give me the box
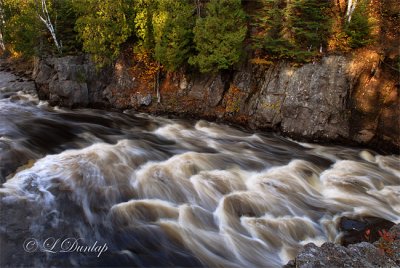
[131,50,163,82]
[250,57,273,65]
[225,85,245,114]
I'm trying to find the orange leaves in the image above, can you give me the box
[131,50,163,83]
[364,228,371,241]
[375,228,398,257]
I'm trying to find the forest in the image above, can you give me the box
[0,0,377,71]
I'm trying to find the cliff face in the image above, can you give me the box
[33,50,399,153]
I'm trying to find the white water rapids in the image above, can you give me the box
[0,71,399,267]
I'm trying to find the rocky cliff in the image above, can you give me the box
[33,50,399,154]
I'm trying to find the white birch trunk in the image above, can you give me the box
[156,69,161,103]
[346,0,358,22]
[36,0,62,53]
[0,31,5,51]
[0,0,5,50]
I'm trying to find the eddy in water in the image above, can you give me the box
[0,71,399,267]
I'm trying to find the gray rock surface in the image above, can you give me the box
[287,224,400,268]
[33,55,400,153]
[33,56,110,107]
[137,93,152,106]
[280,57,349,140]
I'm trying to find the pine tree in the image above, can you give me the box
[344,0,372,48]
[287,0,331,52]
[189,0,247,73]
[153,0,194,71]
[256,0,332,62]
[255,0,294,60]
[74,0,134,66]
[51,0,81,54]
[133,0,157,51]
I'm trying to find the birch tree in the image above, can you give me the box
[346,0,358,22]
[35,0,62,53]
[0,0,6,50]
[344,0,372,47]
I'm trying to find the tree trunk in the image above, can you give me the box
[0,30,5,51]
[196,0,201,18]
[156,68,161,103]
[0,0,5,50]
[36,0,62,53]
[346,0,358,22]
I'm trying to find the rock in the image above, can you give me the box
[280,56,350,140]
[293,242,397,268]
[0,70,36,94]
[374,224,400,265]
[289,224,400,268]
[48,80,88,107]
[137,93,152,106]
[339,216,395,246]
[206,74,225,107]
[188,74,225,107]
[32,54,400,153]
[355,129,375,143]
[33,56,110,108]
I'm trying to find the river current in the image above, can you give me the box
[0,71,399,267]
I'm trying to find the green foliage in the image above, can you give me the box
[51,0,81,54]
[153,0,194,71]
[74,0,134,66]
[1,0,83,56]
[189,0,247,73]
[288,0,331,51]
[0,0,378,68]
[254,0,331,62]
[344,0,372,48]
[1,0,42,56]
[253,0,292,59]
[133,0,156,50]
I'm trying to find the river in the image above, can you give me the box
[0,70,399,267]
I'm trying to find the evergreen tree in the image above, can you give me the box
[74,0,134,66]
[153,0,194,71]
[344,0,372,48]
[287,0,331,52]
[254,0,294,60]
[51,0,81,54]
[255,0,331,62]
[133,0,157,51]
[189,0,247,73]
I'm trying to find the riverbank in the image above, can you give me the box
[27,50,399,155]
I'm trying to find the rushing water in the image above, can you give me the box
[0,71,399,267]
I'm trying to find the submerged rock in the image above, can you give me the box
[339,216,395,246]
